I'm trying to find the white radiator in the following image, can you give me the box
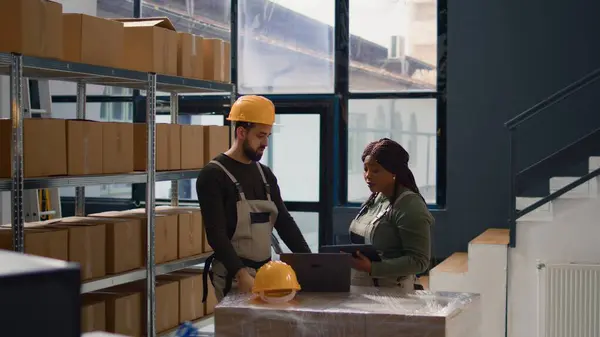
[537,262,600,337]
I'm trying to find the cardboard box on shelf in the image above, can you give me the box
[114,17,178,75]
[81,296,106,333]
[0,118,68,178]
[192,35,205,79]
[102,122,134,174]
[0,0,63,59]
[63,14,124,68]
[0,224,68,261]
[133,123,181,171]
[112,279,179,334]
[223,41,231,83]
[91,210,178,264]
[54,216,143,275]
[177,269,217,314]
[202,38,225,81]
[156,206,203,258]
[66,120,103,176]
[177,33,204,79]
[203,125,230,166]
[43,220,106,281]
[180,125,204,170]
[86,290,142,337]
[158,271,206,323]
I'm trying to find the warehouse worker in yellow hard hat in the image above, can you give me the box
[197,95,311,303]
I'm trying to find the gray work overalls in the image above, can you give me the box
[202,160,279,302]
[348,190,416,291]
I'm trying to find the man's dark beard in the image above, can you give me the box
[242,139,264,162]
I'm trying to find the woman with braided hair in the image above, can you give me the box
[348,138,433,291]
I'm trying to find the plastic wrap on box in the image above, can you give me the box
[215,286,480,337]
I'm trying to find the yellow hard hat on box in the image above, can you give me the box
[227,95,276,125]
[252,260,301,303]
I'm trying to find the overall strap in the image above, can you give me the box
[210,160,246,201]
[255,162,272,201]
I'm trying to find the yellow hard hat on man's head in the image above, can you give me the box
[227,95,276,126]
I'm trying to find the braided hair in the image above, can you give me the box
[361,138,422,206]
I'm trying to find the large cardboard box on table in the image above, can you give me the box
[0,223,68,261]
[114,17,178,75]
[90,210,178,264]
[102,122,134,174]
[156,206,203,258]
[66,120,103,176]
[86,290,142,337]
[63,14,124,68]
[0,118,67,178]
[0,0,63,59]
[215,287,481,337]
[133,123,181,171]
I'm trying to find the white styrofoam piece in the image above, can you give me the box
[549,176,594,199]
[515,197,553,221]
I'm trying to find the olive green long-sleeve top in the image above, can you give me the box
[350,187,434,279]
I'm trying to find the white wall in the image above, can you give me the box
[508,192,600,337]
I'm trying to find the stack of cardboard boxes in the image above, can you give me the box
[0,0,232,82]
[0,206,217,335]
[81,269,218,336]
[0,119,230,177]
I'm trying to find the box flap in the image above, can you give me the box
[114,17,176,31]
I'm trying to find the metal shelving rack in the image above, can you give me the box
[0,52,232,337]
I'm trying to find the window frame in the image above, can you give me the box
[335,0,447,210]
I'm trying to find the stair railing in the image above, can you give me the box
[505,67,600,248]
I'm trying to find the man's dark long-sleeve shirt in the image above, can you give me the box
[196,154,311,276]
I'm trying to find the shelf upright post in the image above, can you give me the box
[229,84,237,145]
[10,53,24,252]
[75,82,86,216]
[170,92,179,207]
[146,73,157,337]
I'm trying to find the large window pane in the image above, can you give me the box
[347,99,437,204]
[272,211,319,256]
[141,0,230,41]
[349,0,437,92]
[156,114,225,201]
[260,114,320,202]
[238,0,334,94]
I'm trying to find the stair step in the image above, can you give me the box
[549,176,596,199]
[516,197,553,221]
[432,252,468,273]
[590,156,600,172]
[470,228,510,245]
